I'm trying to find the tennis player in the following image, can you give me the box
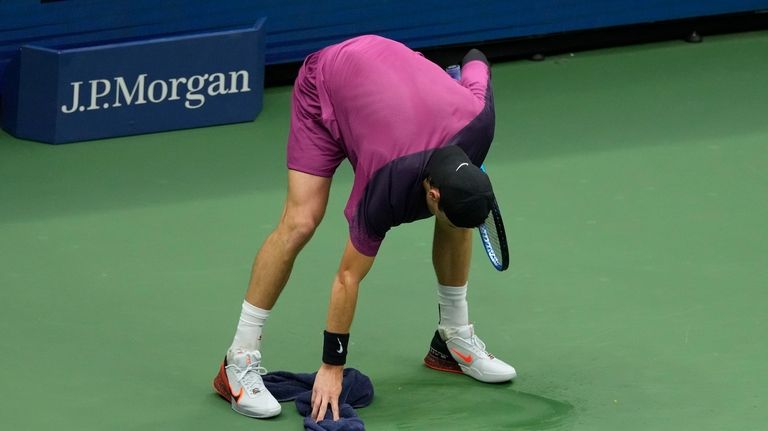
[213,35,516,421]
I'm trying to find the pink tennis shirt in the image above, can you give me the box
[287,35,494,256]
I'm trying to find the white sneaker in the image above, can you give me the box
[424,324,517,383]
[212,348,281,418]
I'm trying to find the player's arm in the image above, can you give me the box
[460,48,491,101]
[311,238,375,422]
[326,237,375,334]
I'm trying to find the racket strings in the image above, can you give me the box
[480,203,508,271]
[484,213,502,252]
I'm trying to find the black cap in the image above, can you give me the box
[425,145,494,228]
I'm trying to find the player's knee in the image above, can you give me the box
[281,214,319,248]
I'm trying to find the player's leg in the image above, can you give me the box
[432,216,473,287]
[245,169,332,311]
[424,216,516,383]
[214,169,331,418]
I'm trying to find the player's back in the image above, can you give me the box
[315,35,485,175]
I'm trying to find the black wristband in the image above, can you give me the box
[322,330,350,365]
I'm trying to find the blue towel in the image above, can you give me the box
[263,368,374,431]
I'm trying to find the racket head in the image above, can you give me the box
[478,199,509,271]
[477,164,509,271]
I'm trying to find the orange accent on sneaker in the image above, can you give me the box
[213,360,245,404]
[451,348,473,364]
[213,361,231,401]
[231,387,244,404]
[424,354,463,374]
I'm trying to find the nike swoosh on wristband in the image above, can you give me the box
[337,338,344,354]
[451,348,473,363]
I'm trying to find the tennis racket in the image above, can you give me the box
[446,64,509,271]
[478,164,509,271]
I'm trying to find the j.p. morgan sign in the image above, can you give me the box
[2,19,265,144]
[60,71,252,113]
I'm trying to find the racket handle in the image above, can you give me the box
[446,64,461,81]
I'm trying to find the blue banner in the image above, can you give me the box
[2,18,266,144]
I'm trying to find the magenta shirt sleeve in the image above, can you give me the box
[460,60,491,103]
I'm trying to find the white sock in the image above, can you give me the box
[437,283,469,329]
[230,300,270,354]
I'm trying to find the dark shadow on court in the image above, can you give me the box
[359,377,574,430]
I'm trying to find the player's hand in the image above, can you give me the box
[311,363,344,421]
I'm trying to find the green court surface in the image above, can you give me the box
[1,31,767,430]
